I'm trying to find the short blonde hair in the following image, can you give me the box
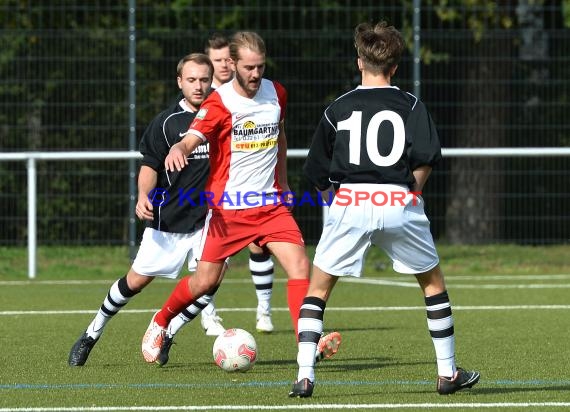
[229,31,266,62]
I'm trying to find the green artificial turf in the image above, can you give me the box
[1,244,569,411]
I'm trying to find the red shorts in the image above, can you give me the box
[199,204,305,263]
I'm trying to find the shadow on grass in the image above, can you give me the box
[402,383,570,396]
[326,326,396,333]
[471,384,570,395]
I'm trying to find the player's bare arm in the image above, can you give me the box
[276,121,288,187]
[276,120,294,203]
[164,133,203,172]
[412,165,432,193]
[135,165,157,220]
[316,185,335,203]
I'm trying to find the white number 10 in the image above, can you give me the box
[337,110,405,166]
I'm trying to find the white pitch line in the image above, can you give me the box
[2,402,570,411]
[3,304,570,316]
[2,273,570,286]
[450,284,570,289]
[0,279,288,286]
[446,274,570,280]
[340,277,570,289]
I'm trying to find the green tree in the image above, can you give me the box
[424,0,515,243]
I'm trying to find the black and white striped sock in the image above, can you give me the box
[249,252,274,317]
[296,296,326,382]
[86,276,138,339]
[168,287,219,337]
[425,290,456,378]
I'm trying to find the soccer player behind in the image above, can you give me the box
[69,53,221,367]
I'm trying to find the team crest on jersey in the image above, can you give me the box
[196,108,208,119]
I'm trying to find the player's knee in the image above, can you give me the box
[415,264,445,293]
[291,255,310,277]
[189,276,217,297]
[125,270,152,293]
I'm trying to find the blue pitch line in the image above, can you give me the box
[2,379,570,391]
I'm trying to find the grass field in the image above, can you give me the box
[1,244,570,411]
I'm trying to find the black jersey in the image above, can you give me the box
[303,86,442,191]
[139,100,209,233]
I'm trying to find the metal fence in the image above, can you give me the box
[3,147,569,279]
[1,1,569,247]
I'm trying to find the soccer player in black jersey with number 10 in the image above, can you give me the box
[289,21,480,398]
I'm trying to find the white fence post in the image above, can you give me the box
[27,158,37,279]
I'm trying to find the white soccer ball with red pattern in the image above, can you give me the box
[212,328,257,372]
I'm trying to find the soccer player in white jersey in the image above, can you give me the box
[69,53,223,367]
[289,21,480,398]
[202,33,276,334]
[142,31,341,365]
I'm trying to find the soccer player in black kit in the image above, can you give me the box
[289,21,480,397]
[68,53,222,367]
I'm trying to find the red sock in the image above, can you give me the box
[287,278,309,339]
[154,275,194,327]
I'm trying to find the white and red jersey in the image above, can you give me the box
[188,78,287,209]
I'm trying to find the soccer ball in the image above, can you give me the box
[212,328,257,372]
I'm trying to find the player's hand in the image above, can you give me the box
[318,185,336,204]
[135,196,154,221]
[280,184,295,211]
[165,143,188,172]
